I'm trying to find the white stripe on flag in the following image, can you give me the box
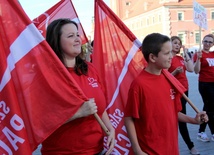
[99,8,107,22]
[0,23,45,92]
[71,17,80,24]
[42,13,50,30]
[106,39,141,110]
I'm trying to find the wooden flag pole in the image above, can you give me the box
[94,113,110,136]
[89,98,110,136]
[199,26,202,51]
[182,93,200,113]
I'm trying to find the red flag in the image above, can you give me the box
[162,69,186,94]
[0,0,87,154]
[32,0,88,44]
[94,0,146,154]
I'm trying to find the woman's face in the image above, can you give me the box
[60,23,82,59]
[171,39,181,54]
[202,36,214,51]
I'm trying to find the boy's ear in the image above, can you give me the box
[148,53,157,63]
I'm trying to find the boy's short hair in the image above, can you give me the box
[142,33,170,62]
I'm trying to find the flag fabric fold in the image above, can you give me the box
[0,0,87,154]
[93,0,146,154]
[162,69,187,94]
[32,0,88,44]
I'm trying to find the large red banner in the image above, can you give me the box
[93,1,188,154]
[93,0,146,154]
[0,0,87,154]
[33,0,88,44]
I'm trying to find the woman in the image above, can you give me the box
[194,34,214,142]
[41,19,115,155]
[168,36,199,155]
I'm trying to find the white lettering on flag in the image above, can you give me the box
[0,140,12,155]
[106,39,141,110]
[0,23,44,92]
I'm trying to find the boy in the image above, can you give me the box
[124,33,208,155]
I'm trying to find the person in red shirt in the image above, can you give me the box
[194,34,214,142]
[124,33,208,155]
[41,19,115,155]
[168,36,199,155]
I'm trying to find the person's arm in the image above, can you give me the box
[101,111,115,155]
[183,53,194,72]
[124,117,148,155]
[194,51,202,74]
[66,99,97,122]
[178,111,208,124]
[171,66,183,76]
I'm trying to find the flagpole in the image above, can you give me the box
[89,98,110,135]
[182,94,200,113]
[199,26,202,50]
[94,113,110,136]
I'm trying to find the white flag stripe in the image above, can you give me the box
[0,23,44,91]
[106,39,141,110]
[99,8,107,22]
[42,13,50,30]
[71,17,80,24]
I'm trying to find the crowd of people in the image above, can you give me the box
[39,18,214,155]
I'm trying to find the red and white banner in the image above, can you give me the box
[0,0,87,154]
[93,0,147,154]
[33,0,88,44]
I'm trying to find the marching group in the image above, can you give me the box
[40,18,213,155]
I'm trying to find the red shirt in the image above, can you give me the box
[41,63,106,155]
[168,55,188,89]
[194,51,214,82]
[125,69,182,155]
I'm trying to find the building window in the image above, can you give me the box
[195,32,200,44]
[126,2,131,6]
[132,23,135,29]
[178,32,186,44]
[178,12,184,21]
[211,11,214,20]
[147,18,149,25]
[159,14,161,22]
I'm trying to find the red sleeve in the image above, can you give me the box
[125,86,140,118]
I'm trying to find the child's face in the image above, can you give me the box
[172,39,181,54]
[155,41,172,69]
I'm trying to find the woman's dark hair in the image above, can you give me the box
[142,33,170,62]
[46,18,88,75]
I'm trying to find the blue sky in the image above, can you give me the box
[19,0,109,35]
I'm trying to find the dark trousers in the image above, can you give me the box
[179,91,194,150]
[198,82,214,134]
